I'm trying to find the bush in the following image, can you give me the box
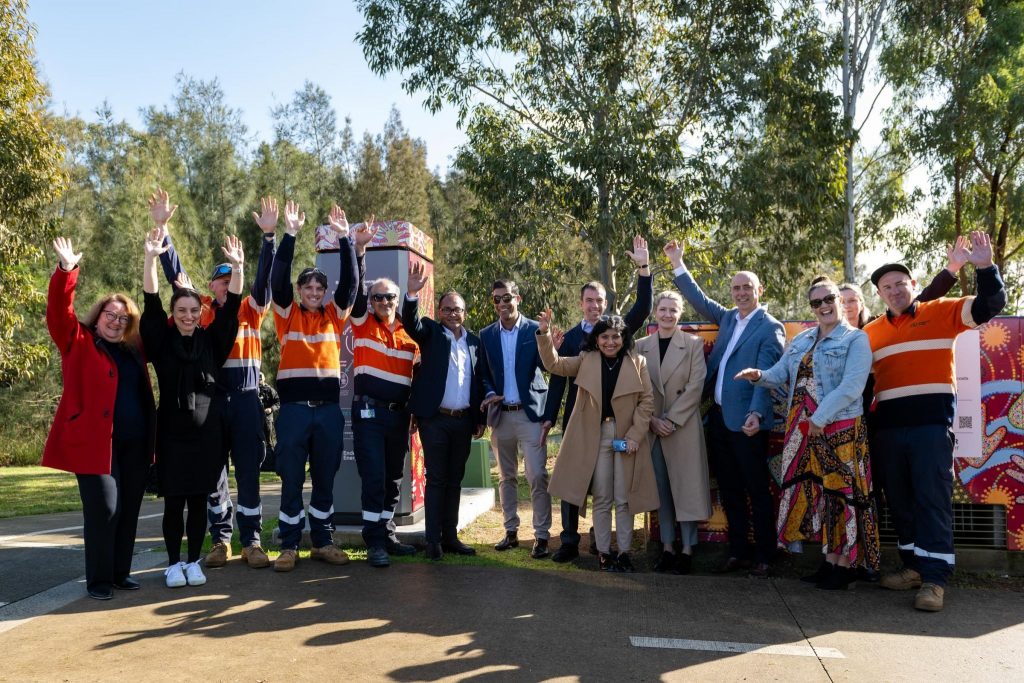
[0,366,61,467]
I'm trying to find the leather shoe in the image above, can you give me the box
[87,587,113,601]
[748,562,771,578]
[494,531,519,551]
[385,538,417,556]
[551,544,579,563]
[653,551,677,573]
[713,556,750,574]
[113,577,140,590]
[676,552,693,575]
[530,538,550,559]
[441,539,476,556]
[425,542,443,561]
[367,546,391,568]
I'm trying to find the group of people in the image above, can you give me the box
[43,190,1005,613]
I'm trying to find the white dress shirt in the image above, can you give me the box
[714,310,754,406]
[499,315,523,405]
[440,326,472,410]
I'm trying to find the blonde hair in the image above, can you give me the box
[82,293,141,347]
[654,290,684,310]
[838,282,872,328]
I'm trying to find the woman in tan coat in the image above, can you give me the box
[637,291,712,574]
[537,309,657,572]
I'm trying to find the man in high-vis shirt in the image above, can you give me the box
[151,191,277,569]
[270,202,358,572]
[866,231,1005,612]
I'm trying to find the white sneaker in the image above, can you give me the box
[164,562,186,588]
[184,561,207,586]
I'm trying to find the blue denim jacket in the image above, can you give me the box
[754,320,871,427]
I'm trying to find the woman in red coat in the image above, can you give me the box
[43,237,156,601]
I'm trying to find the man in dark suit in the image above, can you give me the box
[546,236,654,563]
[479,279,552,558]
[665,239,785,578]
[402,262,486,560]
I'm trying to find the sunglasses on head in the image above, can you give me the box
[102,310,131,325]
[492,294,515,304]
[371,292,398,302]
[210,263,232,279]
[809,293,838,309]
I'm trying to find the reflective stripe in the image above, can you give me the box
[897,542,915,551]
[353,337,416,361]
[234,328,262,339]
[277,368,341,380]
[960,297,976,328]
[222,358,262,369]
[207,501,232,515]
[308,505,335,520]
[273,303,292,318]
[914,546,956,565]
[380,510,394,520]
[353,364,413,386]
[875,383,955,402]
[278,509,305,525]
[872,338,955,362]
[248,296,268,314]
[362,510,381,522]
[350,312,369,326]
[237,503,262,516]
[283,331,342,344]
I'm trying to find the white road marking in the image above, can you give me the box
[630,636,845,659]
[0,513,161,544]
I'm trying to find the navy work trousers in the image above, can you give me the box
[352,400,410,548]
[207,390,266,547]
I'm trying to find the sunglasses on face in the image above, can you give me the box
[492,294,515,304]
[809,293,838,309]
[102,310,131,325]
[441,306,464,315]
[371,292,398,302]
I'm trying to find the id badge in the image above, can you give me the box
[360,408,376,419]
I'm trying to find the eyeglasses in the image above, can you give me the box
[102,310,131,325]
[492,294,515,304]
[371,293,398,302]
[441,306,464,315]
[809,293,838,309]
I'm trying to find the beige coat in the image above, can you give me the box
[637,330,712,521]
[537,331,659,514]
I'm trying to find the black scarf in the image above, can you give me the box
[169,331,217,423]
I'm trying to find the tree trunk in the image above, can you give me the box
[841,0,856,282]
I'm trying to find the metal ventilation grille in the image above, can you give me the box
[878,503,1008,549]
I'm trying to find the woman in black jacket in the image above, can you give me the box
[140,229,243,589]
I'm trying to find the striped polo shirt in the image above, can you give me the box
[273,299,348,404]
[864,296,977,429]
[350,310,418,405]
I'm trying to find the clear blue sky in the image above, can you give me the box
[27,0,465,172]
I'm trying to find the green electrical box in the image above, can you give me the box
[461,439,492,488]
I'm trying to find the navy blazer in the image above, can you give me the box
[673,268,785,432]
[478,315,548,423]
[402,296,484,423]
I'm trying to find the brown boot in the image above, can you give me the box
[205,542,232,568]
[274,549,298,572]
[240,545,270,569]
[914,583,944,612]
[310,543,350,566]
[880,567,922,591]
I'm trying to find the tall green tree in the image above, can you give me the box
[0,0,66,382]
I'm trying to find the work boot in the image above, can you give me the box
[914,583,944,612]
[310,543,350,566]
[240,545,270,569]
[551,544,579,563]
[880,567,922,591]
[205,542,231,568]
[274,549,298,572]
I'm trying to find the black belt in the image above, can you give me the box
[438,407,471,417]
[355,396,407,412]
[501,404,523,412]
[291,400,330,408]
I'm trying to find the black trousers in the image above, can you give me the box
[706,406,775,564]
[419,413,474,543]
[75,436,149,592]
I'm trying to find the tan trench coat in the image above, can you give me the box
[537,331,659,514]
[636,330,713,521]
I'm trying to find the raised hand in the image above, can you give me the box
[221,235,245,267]
[407,260,428,295]
[353,214,378,253]
[173,272,195,291]
[252,196,278,234]
[327,204,349,238]
[946,235,971,273]
[537,307,554,334]
[284,199,305,236]
[144,227,170,259]
[663,239,684,267]
[148,188,178,237]
[551,327,565,350]
[52,237,82,271]
[734,368,762,383]
[967,230,994,268]
[625,235,649,267]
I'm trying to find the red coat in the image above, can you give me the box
[42,267,155,475]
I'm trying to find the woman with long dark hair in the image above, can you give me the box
[140,228,243,589]
[43,237,156,601]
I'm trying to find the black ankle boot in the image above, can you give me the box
[653,551,677,573]
[801,561,832,584]
[817,565,856,590]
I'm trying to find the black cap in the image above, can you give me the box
[870,263,912,287]
[209,263,232,281]
[297,267,328,288]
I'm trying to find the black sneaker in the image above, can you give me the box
[615,552,636,573]
[598,551,617,571]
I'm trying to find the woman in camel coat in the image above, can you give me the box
[637,291,712,574]
[537,310,657,572]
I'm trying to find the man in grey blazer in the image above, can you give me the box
[664,240,784,577]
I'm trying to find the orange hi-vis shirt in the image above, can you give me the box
[864,296,977,428]
[350,309,418,405]
[198,295,268,392]
[273,298,348,404]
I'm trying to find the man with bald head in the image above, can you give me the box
[665,241,784,577]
